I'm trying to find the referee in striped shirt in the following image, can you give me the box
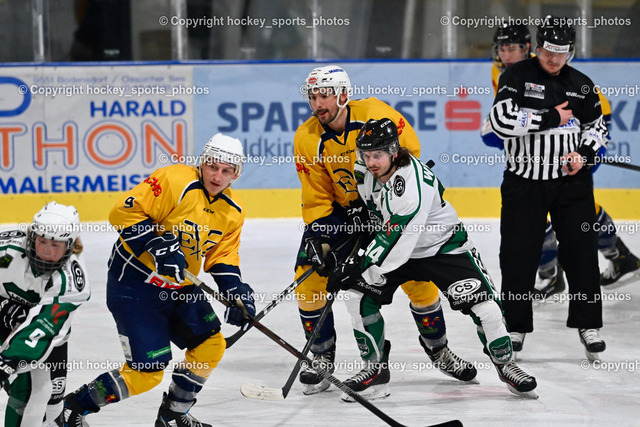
[490,16,608,357]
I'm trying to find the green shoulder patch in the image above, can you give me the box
[0,254,13,269]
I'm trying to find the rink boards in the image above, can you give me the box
[1,60,639,220]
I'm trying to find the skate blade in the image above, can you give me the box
[341,384,390,402]
[601,270,640,290]
[438,369,479,383]
[533,299,557,308]
[302,380,331,395]
[506,384,539,399]
[584,350,601,362]
[240,383,285,401]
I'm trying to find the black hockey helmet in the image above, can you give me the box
[492,23,531,70]
[536,15,575,58]
[356,118,400,158]
[494,23,531,46]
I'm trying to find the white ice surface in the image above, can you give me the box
[3,218,639,427]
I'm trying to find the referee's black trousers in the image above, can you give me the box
[499,170,602,332]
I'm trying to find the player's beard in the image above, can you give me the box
[313,108,337,125]
[371,163,396,182]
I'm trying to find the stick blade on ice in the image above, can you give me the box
[240,383,285,401]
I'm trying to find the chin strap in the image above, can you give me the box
[326,88,350,125]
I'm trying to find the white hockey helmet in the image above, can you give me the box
[199,133,245,177]
[303,65,352,109]
[27,201,80,274]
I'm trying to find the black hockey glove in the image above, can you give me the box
[327,252,364,293]
[221,282,256,327]
[145,232,186,283]
[304,236,331,276]
[0,357,17,388]
[346,198,371,234]
[0,298,28,330]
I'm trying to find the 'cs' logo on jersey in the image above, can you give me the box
[393,176,405,197]
[334,168,357,194]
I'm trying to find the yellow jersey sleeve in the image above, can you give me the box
[596,90,612,130]
[491,63,502,95]
[109,165,180,231]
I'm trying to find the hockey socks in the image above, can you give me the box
[155,367,211,426]
[410,300,447,351]
[165,366,207,413]
[299,306,336,354]
[70,369,130,411]
[63,369,130,426]
[298,306,337,393]
[413,301,477,382]
[470,301,513,364]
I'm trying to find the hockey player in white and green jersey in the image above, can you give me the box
[0,202,90,426]
[327,118,538,401]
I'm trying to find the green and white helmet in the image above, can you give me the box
[27,201,80,274]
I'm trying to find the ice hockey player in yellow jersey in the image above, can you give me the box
[64,134,256,427]
[293,65,477,396]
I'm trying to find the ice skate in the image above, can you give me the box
[45,412,64,427]
[533,265,566,302]
[600,244,640,289]
[155,393,211,427]
[420,339,477,382]
[299,349,335,395]
[510,332,526,353]
[63,385,96,427]
[341,341,391,402]
[579,328,606,362]
[493,361,538,399]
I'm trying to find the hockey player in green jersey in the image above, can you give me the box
[329,118,538,400]
[0,202,90,426]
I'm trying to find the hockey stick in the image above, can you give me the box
[241,235,365,401]
[224,265,314,348]
[184,271,462,427]
[599,157,640,172]
[224,235,355,348]
[240,292,337,401]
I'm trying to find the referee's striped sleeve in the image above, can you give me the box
[490,98,545,138]
[580,115,608,153]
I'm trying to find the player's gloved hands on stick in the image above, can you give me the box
[145,232,186,283]
[0,357,17,388]
[304,236,332,277]
[222,283,256,326]
[0,298,28,330]
[327,253,363,293]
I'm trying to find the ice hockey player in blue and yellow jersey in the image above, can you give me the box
[293,65,477,396]
[63,134,256,427]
